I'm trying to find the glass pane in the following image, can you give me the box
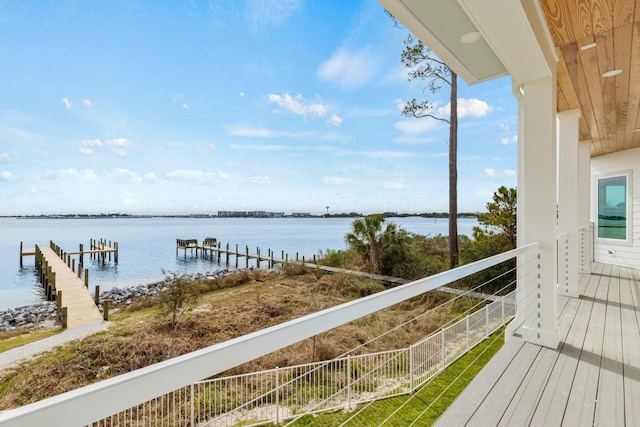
[598,175,627,239]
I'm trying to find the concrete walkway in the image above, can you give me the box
[0,320,109,371]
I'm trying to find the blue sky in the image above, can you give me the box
[0,0,518,216]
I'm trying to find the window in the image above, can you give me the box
[597,173,630,241]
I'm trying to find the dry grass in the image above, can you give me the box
[0,269,475,410]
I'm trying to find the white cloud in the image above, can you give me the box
[39,168,97,181]
[83,99,92,107]
[107,138,132,156]
[0,152,10,162]
[0,171,16,181]
[317,47,378,89]
[326,113,343,127]
[501,135,518,145]
[367,151,413,159]
[165,169,230,184]
[248,175,271,184]
[484,168,496,176]
[182,103,190,109]
[143,172,157,182]
[240,91,245,97]
[229,143,288,151]
[436,98,492,118]
[61,97,72,110]
[504,169,516,176]
[382,177,406,190]
[246,0,300,31]
[81,138,102,147]
[267,93,327,118]
[107,168,142,184]
[79,147,93,155]
[227,124,311,138]
[321,176,353,185]
[393,119,442,135]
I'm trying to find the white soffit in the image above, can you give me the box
[380,0,508,85]
[457,0,556,84]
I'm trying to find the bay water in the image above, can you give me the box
[0,217,478,310]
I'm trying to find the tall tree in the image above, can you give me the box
[475,186,517,248]
[401,34,459,269]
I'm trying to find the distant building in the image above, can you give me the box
[291,212,311,217]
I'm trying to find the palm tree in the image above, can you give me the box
[345,215,397,274]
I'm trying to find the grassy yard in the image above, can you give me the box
[283,327,505,426]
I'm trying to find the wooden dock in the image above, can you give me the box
[34,244,103,327]
[19,239,118,327]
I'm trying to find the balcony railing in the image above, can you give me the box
[0,243,539,427]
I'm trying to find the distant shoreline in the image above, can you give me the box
[2,213,479,220]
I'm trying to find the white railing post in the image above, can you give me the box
[275,366,280,425]
[346,355,351,410]
[441,328,445,369]
[409,345,414,393]
[190,384,194,427]
[466,316,470,352]
[485,305,489,337]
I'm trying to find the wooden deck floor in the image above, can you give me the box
[435,263,640,427]
[40,247,103,327]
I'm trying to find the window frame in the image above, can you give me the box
[595,170,633,245]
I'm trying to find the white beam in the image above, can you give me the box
[512,75,560,349]
[557,110,581,297]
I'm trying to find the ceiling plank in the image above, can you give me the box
[568,0,596,40]
[624,21,640,150]
[541,0,576,45]
[613,0,635,27]
[557,50,581,110]
[563,41,603,155]
[590,0,614,35]
[579,38,609,155]
[613,24,633,151]
[595,29,617,154]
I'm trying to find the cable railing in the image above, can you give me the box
[0,243,540,427]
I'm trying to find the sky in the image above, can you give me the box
[0,0,519,216]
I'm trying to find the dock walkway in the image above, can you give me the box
[37,247,103,327]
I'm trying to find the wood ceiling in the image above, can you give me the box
[541,0,640,157]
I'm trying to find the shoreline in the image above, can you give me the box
[0,267,245,333]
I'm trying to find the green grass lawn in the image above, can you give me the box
[0,328,64,354]
[282,327,505,426]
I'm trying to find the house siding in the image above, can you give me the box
[591,147,640,268]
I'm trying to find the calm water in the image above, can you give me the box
[0,217,478,310]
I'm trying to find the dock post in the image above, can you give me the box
[57,290,62,318]
[296,252,299,262]
[282,250,284,260]
[19,241,23,268]
[103,300,110,321]
[95,285,100,305]
[108,240,112,261]
[80,243,84,265]
[114,242,118,264]
[313,255,316,264]
[271,252,274,269]
[245,246,249,268]
[72,259,76,273]
[302,256,305,264]
[61,307,68,328]
[51,271,56,295]
[67,255,71,268]
[84,269,89,288]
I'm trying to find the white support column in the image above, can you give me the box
[508,76,560,350]
[557,109,581,297]
[577,140,592,273]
